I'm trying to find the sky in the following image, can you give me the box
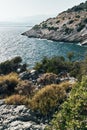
[0,0,86,22]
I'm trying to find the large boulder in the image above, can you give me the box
[19,70,38,82]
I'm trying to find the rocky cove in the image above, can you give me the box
[0,1,87,130]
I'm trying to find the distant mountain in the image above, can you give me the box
[22,1,87,45]
[16,15,55,26]
[0,15,55,27]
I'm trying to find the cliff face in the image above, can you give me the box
[22,1,87,45]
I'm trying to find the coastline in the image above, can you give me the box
[22,33,87,46]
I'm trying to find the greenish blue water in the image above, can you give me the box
[0,26,87,68]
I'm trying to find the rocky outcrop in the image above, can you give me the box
[22,1,87,45]
[0,100,47,130]
[37,73,60,88]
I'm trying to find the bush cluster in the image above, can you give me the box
[29,82,72,115]
[46,76,87,130]
[67,1,87,12]
[0,73,19,95]
[33,25,40,30]
[68,20,74,24]
[75,15,80,18]
[34,55,87,80]
[48,26,58,31]
[42,23,47,29]
[0,56,27,74]
[1,56,86,130]
[34,56,67,74]
[77,23,85,32]
[64,27,73,34]
[56,20,60,24]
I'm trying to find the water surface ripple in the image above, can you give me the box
[0,26,87,68]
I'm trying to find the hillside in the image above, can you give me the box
[22,1,87,45]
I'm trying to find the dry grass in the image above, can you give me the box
[0,72,19,84]
[58,81,76,93]
[37,73,58,86]
[0,73,19,95]
[15,80,35,96]
[29,81,75,115]
[5,94,29,105]
[29,83,67,115]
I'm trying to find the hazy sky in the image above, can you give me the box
[0,0,86,21]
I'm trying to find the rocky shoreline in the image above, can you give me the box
[22,1,87,45]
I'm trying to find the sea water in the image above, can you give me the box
[0,25,87,68]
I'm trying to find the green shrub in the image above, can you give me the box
[69,61,81,78]
[65,27,73,34]
[34,56,67,74]
[77,23,85,32]
[75,15,80,18]
[34,55,87,80]
[33,25,40,30]
[46,76,87,130]
[67,1,87,12]
[0,56,27,74]
[42,23,47,29]
[56,20,60,24]
[48,26,58,31]
[68,20,74,24]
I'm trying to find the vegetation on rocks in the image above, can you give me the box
[29,82,72,115]
[0,56,27,74]
[0,1,87,129]
[0,55,86,129]
[37,73,59,86]
[46,76,87,130]
[5,94,29,105]
[0,73,19,96]
[67,1,87,12]
[15,80,35,96]
[34,55,87,80]
[22,1,87,45]
[34,56,67,74]
[33,24,40,30]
